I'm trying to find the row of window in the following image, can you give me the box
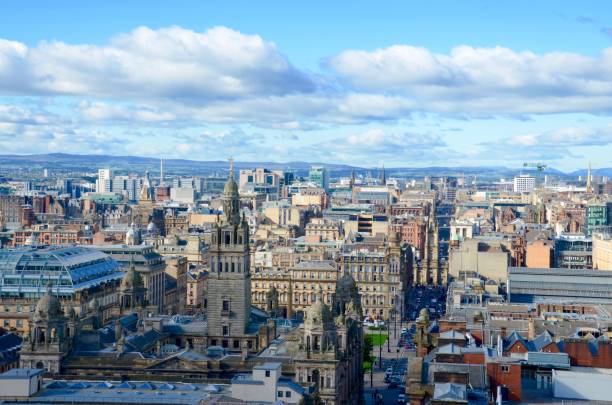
[3,319,23,328]
[3,305,35,312]
[252,282,394,293]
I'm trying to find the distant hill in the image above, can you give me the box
[570,168,612,177]
[0,153,602,179]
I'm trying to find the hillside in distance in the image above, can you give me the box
[0,153,605,179]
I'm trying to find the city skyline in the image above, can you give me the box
[1,1,611,170]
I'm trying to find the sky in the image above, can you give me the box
[0,1,611,171]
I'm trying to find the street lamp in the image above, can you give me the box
[378,325,382,368]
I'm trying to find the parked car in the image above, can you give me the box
[397,393,406,404]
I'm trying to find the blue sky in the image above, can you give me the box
[0,1,611,170]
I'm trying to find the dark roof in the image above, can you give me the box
[125,329,164,352]
[0,333,22,351]
[504,330,534,352]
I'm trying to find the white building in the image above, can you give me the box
[553,368,612,402]
[170,187,196,204]
[0,369,43,399]
[95,168,112,193]
[513,175,535,193]
[230,362,305,404]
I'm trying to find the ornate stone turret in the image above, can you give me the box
[222,158,241,225]
[302,288,337,358]
[20,286,74,373]
[119,259,146,312]
[415,308,432,357]
[332,269,362,319]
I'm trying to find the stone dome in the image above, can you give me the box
[223,176,238,196]
[305,293,332,326]
[120,266,141,291]
[336,271,357,293]
[34,288,63,321]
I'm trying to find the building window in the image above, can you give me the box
[222,299,230,311]
[286,391,291,398]
[501,365,510,373]
[277,391,283,397]
[222,325,229,336]
[233,340,240,349]
[266,370,271,377]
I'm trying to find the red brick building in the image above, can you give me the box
[486,361,522,402]
[562,338,612,368]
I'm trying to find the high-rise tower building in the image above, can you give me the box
[207,160,252,340]
[95,168,112,193]
[309,166,329,191]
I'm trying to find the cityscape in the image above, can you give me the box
[0,2,612,404]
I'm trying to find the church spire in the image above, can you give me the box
[587,163,593,194]
[139,170,153,202]
[380,164,386,185]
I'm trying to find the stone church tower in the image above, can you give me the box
[207,160,252,341]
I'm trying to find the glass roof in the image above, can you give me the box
[0,245,123,297]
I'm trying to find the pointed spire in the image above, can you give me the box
[160,157,164,186]
[229,157,234,178]
[380,164,386,184]
[587,162,593,193]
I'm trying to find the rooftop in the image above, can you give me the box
[0,368,43,379]
[0,245,123,298]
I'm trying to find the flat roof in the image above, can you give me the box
[0,368,43,379]
[253,362,282,370]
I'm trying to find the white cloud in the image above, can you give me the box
[0,26,314,100]
[329,45,612,115]
[310,129,448,164]
[479,125,612,162]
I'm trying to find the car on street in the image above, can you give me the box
[397,393,406,403]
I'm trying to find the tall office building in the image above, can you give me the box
[95,168,112,193]
[309,166,329,191]
[513,174,535,193]
[111,176,140,201]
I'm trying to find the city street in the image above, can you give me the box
[363,319,413,405]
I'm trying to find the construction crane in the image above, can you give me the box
[523,162,547,173]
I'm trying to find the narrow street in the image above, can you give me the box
[363,319,413,405]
